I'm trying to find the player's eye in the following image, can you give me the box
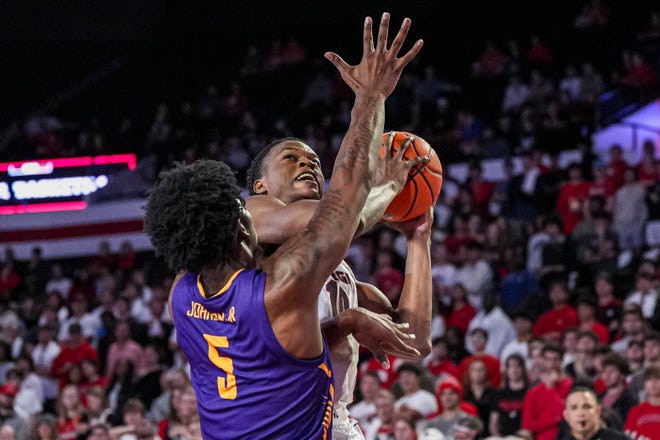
[284,154,296,161]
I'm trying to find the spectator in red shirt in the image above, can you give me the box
[51,323,98,389]
[576,296,609,344]
[372,249,404,305]
[533,278,579,342]
[636,140,659,188]
[457,328,501,388]
[426,337,460,381]
[625,365,660,439]
[521,343,573,440]
[527,35,553,67]
[467,162,496,218]
[557,163,592,235]
[605,145,628,192]
[447,284,477,336]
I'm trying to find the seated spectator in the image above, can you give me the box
[614,167,648,250]
[453,415,483,440]
[611,305,646,354]
[84,387,112,427]
[55,384,86,440]
[489,354,529,438]
[557,163,591,235]
[462,359,495,432]
[105,321,145,379]
[350,371,382,430]
[426,379,472,437]
[0,382,27,440]
[457,329,501,388]
[425,337,460,381]
[500,312,534,368]
[109,399,150,440]
[456,242,493,311]
[624,271,658,320]
[107,359,136,422]
[599,352,638,426]
[33,414,57,440]
[392,415,418,440]
[160,387,198,440]
[521,343,573,440]
[625,365,660,439]
[499,253,539,315]
[465,292,516,358]
[364,389,397,440]
[394,363,438,421]
[51,323,98,390]
[629,333,660,401]
[533,278,579,343]
[446,284,476,336]
[564,331,600,384]
[576,296,609,344]
[594,272,622,339]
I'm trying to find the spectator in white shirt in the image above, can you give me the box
[350,371,382,430]
[559,65,582,101]
[625,271,658,319]
[456,242,493,311]
[501,76,530,113]
[394,363,439,421]
[30,325,61,402]
[466,293,516,358]
[500,312,534,369]
[44,264,73,301]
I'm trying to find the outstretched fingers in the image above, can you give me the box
[388,18,412,58]
[375,12,390,53]
[363,16,374,56]
[396,39,424,69]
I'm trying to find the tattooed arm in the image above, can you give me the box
[262,13,423,359]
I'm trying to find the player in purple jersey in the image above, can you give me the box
[144,13,423,439]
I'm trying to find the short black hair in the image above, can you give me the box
[567,385,598,401]
[397,362,422,377]
[601,352,630,376]
[542,342,565,358]
[144,160,243,273]
[246,137,305,195]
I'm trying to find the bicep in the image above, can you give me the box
[246,197,319,245]
[356,281,395,316]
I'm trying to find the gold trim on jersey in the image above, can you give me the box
[197,269,245,299]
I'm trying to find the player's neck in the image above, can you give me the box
[199,265,242,294]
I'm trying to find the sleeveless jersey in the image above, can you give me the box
[317,260,359,423]
[171,269,334,440]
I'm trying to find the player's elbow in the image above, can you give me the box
[414,340,432,359]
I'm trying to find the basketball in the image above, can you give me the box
[381,131,443,222]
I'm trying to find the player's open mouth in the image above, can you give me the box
[294,172,319,188]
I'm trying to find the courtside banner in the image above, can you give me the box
[0,154,136,215]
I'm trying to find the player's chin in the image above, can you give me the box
[291,184,322,200]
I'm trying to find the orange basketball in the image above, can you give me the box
[381,131,443,222]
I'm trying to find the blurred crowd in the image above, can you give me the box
[1,1,660,440]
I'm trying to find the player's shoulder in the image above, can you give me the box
[245,194,286,211]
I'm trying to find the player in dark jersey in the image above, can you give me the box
[245,135,435,439]
[144,13,423,439]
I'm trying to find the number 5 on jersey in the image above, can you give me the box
[203,334,237,399]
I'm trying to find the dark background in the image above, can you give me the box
[0,1,647,135]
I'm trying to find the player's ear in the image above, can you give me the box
[252,177,267,195]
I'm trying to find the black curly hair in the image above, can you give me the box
[245,137,305,195]
[144,160,242,273]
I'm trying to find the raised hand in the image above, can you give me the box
[376,133,430,196]
[344,307,421,367]
[324,12,423,98]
